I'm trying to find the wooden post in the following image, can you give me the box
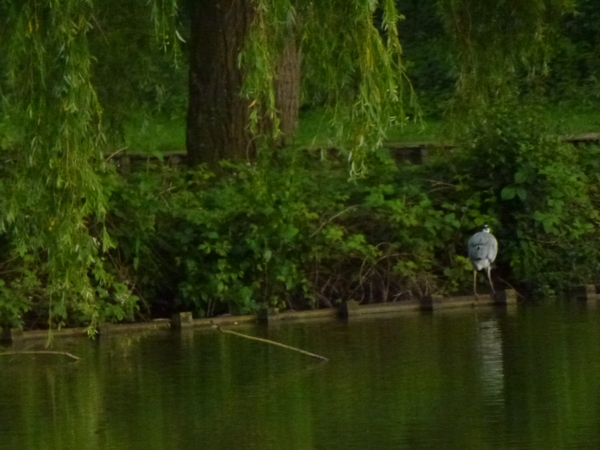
[420,295,443,311]
[10,329,23,342]
[495,289,518,305]
[98,323,114,336]
[1,328,11,343]
[118,155,130,174]
[257,307,280,324]
[338,300,360,318]
[571,285,598,302]
[172,312,194,329]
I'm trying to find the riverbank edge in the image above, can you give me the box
[0,289,537,344]
[4,284,600,345]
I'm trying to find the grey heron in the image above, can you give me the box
[468,224,498,296]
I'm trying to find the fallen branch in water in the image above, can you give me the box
[0,351,81,361]
[213,324,329,362]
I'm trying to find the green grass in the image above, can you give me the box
[119,105,600,155]
[544,107,600,136]
[294,108,445,148]
[2,103,599,156]
[293,109,335,149]
[385,119,445,145]
[124,114,186,155]
[121,109,447,154]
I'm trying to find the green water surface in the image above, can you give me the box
[1,303,600,449]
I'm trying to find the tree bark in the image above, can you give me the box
[186,0,255,166]
[186,0,303,165]
[274,33,302,146]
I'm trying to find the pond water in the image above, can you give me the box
[2,303,600,449]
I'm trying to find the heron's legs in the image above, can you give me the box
[473,269,478,297]
[486,266,495,294]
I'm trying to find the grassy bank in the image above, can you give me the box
[122,105,600,155]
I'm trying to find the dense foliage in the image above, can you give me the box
[450,104,600,294]
[399,0,600,116]
[103,104,600,319]
[546,0,600,105]
[1,0,600,331]
[108,151,457,317]
[0,0,140,334]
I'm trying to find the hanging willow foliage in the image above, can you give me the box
[437,0,576,111]
[240,0,416,175]
[0,0,180,332]
[0,0,141,333]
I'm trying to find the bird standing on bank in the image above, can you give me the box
[468,224,498,297]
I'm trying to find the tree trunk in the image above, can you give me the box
[186,0,255,166]
[274,33,302,146]
[186,0,303,165]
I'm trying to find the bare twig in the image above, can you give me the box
[104,147,129,162]
[496,277,525,299]
[213,324,328,362]
[310,206,358,238]
[425,179,457,189]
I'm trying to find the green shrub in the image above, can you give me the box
[107,149,462,317]
[454,103,600,294]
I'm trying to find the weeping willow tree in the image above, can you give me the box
[437,0,576,111]
[0,0,179,334]
[187,0,413,174]
[0,0,409,331]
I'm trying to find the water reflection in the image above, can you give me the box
[2,305,600,449]
[477,317,505,407]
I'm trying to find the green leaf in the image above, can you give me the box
[264,249,272,262]
[280,225,299,242]
[514,170,528,184]
[501,186,516,200]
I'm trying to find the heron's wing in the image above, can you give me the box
[488,235,498,262]
[468,232,498,262]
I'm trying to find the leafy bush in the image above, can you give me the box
[453,103,600,294]
[107,149,462,318]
